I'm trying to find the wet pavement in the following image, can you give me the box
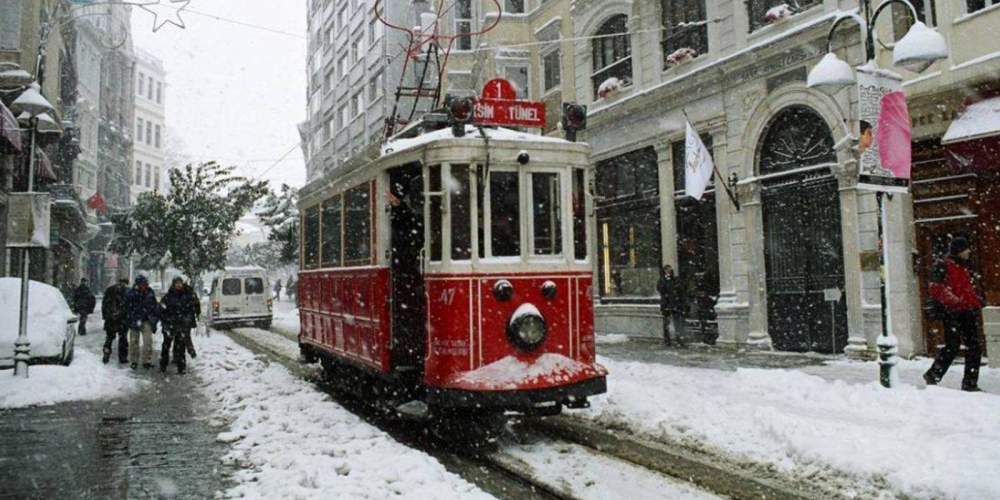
[0,315,233,500]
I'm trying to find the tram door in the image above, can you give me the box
[388,164,425,371]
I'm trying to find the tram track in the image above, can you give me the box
[223,325,833,500]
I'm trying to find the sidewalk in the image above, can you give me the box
[0,314,233,499]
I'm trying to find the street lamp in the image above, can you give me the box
[9,80,57,379]
[807,0,948,388]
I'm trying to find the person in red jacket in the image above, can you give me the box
[923,237,985,392]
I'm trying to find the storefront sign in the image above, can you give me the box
[857,67,911,193]
[5,193,51,248]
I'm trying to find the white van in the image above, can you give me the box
[207,267,273,329]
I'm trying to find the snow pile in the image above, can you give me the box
[0,278,78,366]
[582,357,1000,500]
[382,125,569,157]
[269,301,301,337]
[892,22,948,72]
[451,353,595,390]
[665,47,698,67]
[806,53,855,90]
[942,96,1000,143]
[0,348,144,409]
[196,334,491,500]
[597,77,622,99]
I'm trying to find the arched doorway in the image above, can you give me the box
[759,106,848,353]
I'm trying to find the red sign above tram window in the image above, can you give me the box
[474,98,547,128]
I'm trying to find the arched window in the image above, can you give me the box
[758,106,836,175]
[591,14,632,99]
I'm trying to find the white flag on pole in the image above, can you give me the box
[684,121,714,200]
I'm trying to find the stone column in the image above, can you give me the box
[883,192,923,358]
[985,307,1000,369]
[834,160,874,360]
[654,142,678,269]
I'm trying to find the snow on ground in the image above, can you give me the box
[595,333,630,345]
[503,440,722,500]
[229,326,301,360]
[195,332,492,500]
[0,347,145,409]
[270,300,300,337]
[583,356,1000,500]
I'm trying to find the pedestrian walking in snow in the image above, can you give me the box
[102,278,130,364]
[125,275,159,370]
[286,277,296,301]
[923,237,986,392]
[159,277,200,374]
[273,279,282,302]
[657,265,686,346]
[72,278,96,337]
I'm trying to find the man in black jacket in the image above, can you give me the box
[159,277,201,374]
[72,278,96,337]
[102,278,130,364]
[657,265,686,346]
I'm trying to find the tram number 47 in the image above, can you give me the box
[438,288,457,306]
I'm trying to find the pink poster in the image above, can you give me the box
[876,91,912,182]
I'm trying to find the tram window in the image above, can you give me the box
[344,184,372,265]
[429,166,443,262]
[304,206,321,269]
[573,169,588,260]
[321,195,342,267]
[490,171,521,257]
[531,172,562,256]
[450,164,472,260]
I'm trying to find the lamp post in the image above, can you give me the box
[807,0,948,387]
[9,82,56,378]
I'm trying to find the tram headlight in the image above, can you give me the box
[508,304,547,351]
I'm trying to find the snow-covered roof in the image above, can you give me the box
[941,96,1000,145]
[381,125,571,157]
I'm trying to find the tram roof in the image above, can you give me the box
[380,125,572,157]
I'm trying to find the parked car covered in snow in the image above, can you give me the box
[0,278,78,368]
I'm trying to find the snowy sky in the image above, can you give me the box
[130,0,307,189]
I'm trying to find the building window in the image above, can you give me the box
[661,0,709,67]
[456,0,473,51]
[966,0,998,13]
[542,50,561,92]
[502,65,530,98]
[135,161,142,185]
[344,184,372,265]
[337,53,347,79]
[746,0,820,31]
[145,164,151,188]
[351,34,361,64]
[154,167,160,191]
[154,125,161,148]
[147,79,154,100]
[504,0,524,14]
[327,26,335,46]
[591,15,632,99]
[321,195,342,267]
[138,73,145,96]
[156,81,162,104]
[338,104,349,129]
[595,147,661,300]
[338,4,348,32]
[0,0,21,50]
[369,72,383,102]
[136,117,144,142]
[146,121,152,145]
[369,9,383,45]
[351,92,363,118]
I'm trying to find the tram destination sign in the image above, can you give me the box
[473,78,547,128]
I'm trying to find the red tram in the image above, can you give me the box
[296,112,606,419]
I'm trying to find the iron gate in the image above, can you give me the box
[762,173,848,353]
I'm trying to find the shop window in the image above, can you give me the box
[450,165,473,260]
[532,172,562,256]
[344,184,371,265]
[490,171,521,257]
[661,0,709,67]
[573,169,588,261]
[321,195,342,267]
[303,206,321,269]
[596,146,658,200]
[591,15,632,99]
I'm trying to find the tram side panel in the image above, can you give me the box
[299,268,392,373]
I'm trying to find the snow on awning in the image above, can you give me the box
[942,96,1000,171]
[0,100,22,153]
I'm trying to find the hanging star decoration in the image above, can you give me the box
[135,0,191,32]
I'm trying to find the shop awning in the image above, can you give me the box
[0,100,22,153]
[35,150,58,181]
[942,96,1000,171]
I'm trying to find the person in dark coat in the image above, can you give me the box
[286,277,296,301]
[102,278,130,364]
[159,276,201,374]
[125,275,159,370]
[72,278,97,337]
[657,265,685,346]
[273,279,282,302]
[924,237,986,392]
